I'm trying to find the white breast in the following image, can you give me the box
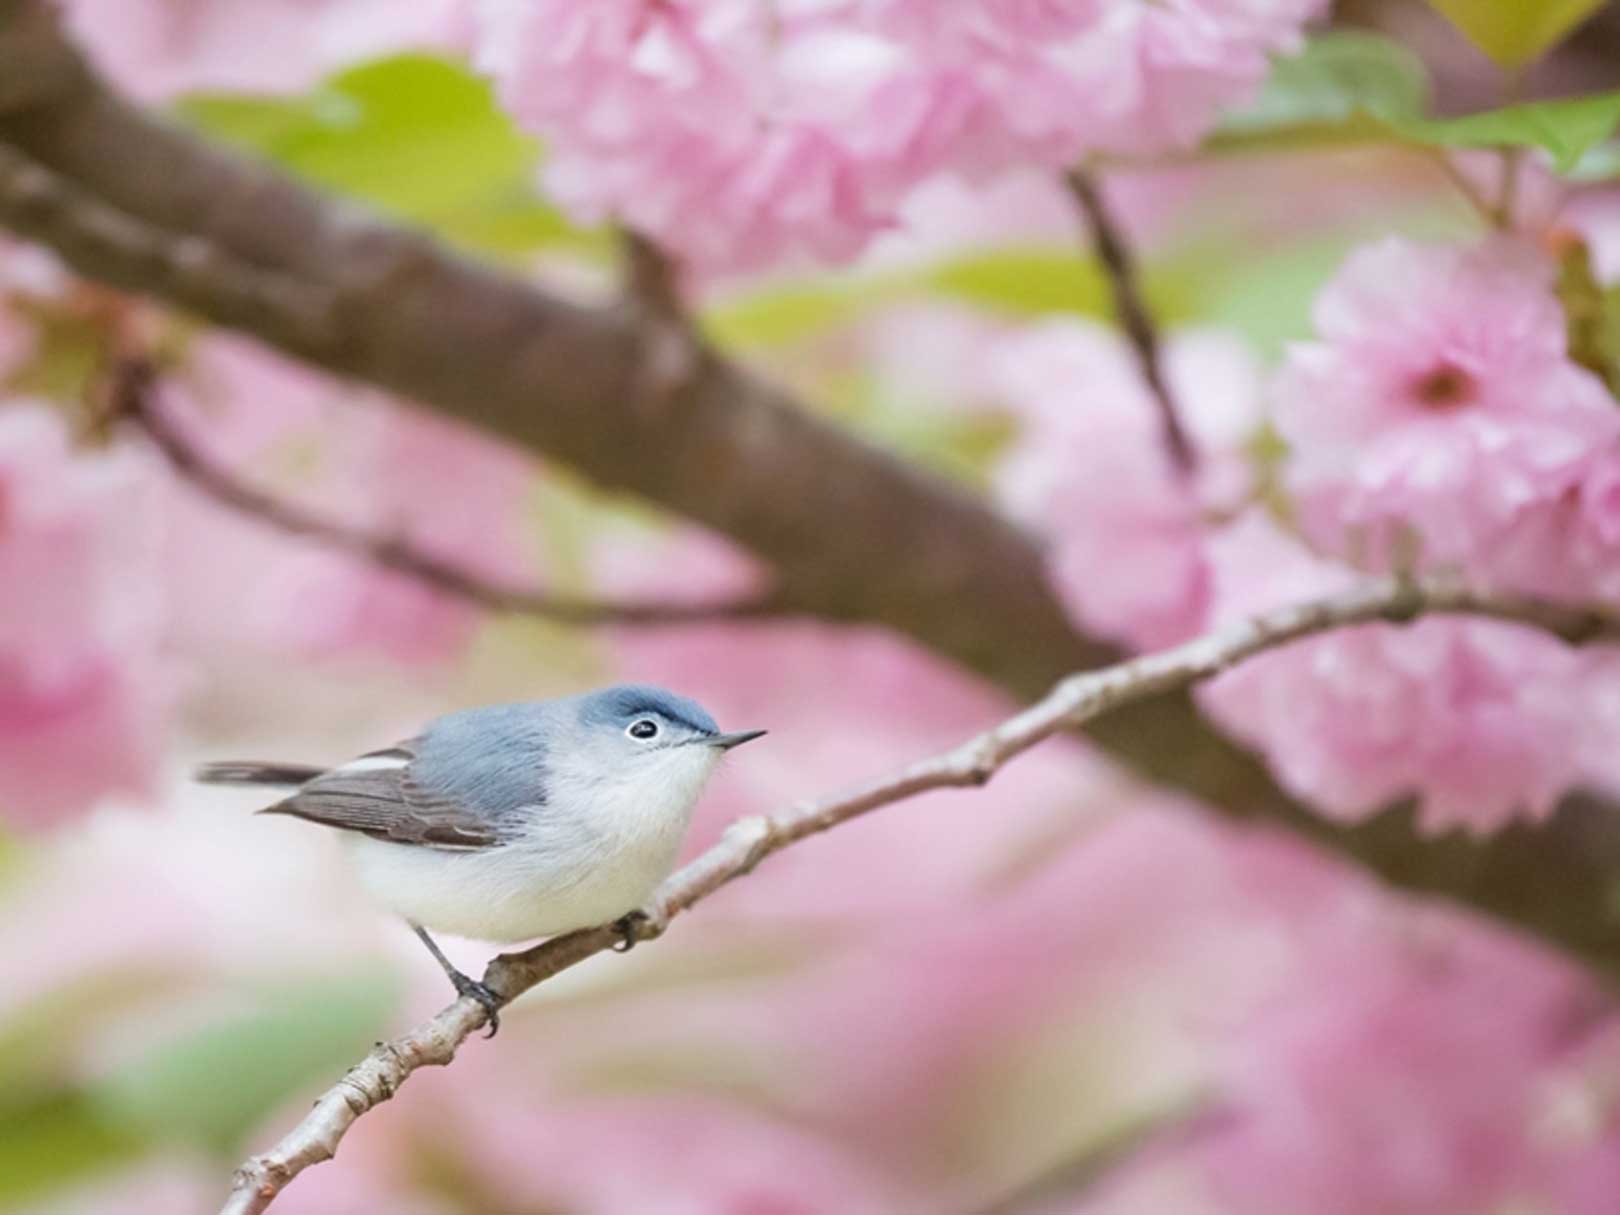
[344,744,720,942]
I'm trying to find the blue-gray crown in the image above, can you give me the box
[580,684,719,735]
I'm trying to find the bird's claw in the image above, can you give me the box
[612,910,651,953]
[451,972,503,1037]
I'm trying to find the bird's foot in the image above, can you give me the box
[612,910,652,953]
[449,969,503,1037]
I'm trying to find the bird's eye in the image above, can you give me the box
[628,719,659,740]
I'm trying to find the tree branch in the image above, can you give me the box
[217,578,1620,1215]
[107,357,780,625]
[616,227,706,408]
[1063,166,1196,475]
[8,0,1620,998]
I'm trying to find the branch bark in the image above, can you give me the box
[6,0,1620,992]
[1064,166,1196,475]
[217,578,1620,1215]
[109,356,780,625]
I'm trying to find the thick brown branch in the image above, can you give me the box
[217,579,1620,1215]
[1064,166,1196,475]
[107,357,778,625]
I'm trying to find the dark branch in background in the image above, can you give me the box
[217,578,1620,1215]
[622,227,688,326]
[618,227,706,404]
[1064,166,1197,475]
[7,0,1620,991]
[105,357,780,625]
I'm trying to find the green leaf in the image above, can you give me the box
[703,279,895,349]
[3,296,105,403]
[925,250,1115,316]
[1214,31,1430,149]
[93,971,398,1155]
[1555,234,1620,395]
[1425,0,1606,70]
[1391,91,1620,173]
[172,94,312,150]
[0,1092,144,1210]
[176,55,605,260]
[1212,31,1620,178]
[0,972,182,1107]
[703,248,1207,353]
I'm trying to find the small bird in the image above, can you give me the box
[197,684,764,1033]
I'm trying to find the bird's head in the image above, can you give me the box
[575,684,765,771]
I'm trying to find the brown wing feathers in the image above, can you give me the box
[199,745,503,851]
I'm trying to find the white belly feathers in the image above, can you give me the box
[344,742,720,942]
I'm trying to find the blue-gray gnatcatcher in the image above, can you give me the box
[197,684,764,1033]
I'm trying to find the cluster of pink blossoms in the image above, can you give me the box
[1200,238,1620,830]
[988,236,1620,832]
[1198,513,1611,830]
[988,318,1262,651]
[1276,237,1620,600]
[475,0,1325,272]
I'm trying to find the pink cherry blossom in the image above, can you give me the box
[423,1087,923,1215]
[1062,896,1620,1215]
[477,0,898,273]
[0,405,169,828]
[1275,237,1620,600]
[1201,909,1604,1215]
[987,319,1263,650]
[867,0,1327,159]
[1199,513,1609,831]
[476,0,1326,272]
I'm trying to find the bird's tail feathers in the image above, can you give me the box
[194,761,325,787]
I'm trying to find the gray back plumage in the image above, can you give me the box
[408,702,556,821]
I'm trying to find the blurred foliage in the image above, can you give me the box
[4,298,105,406]
[1392,92,1620,174]
[94,972,398,1155]
[1217,30,1620,176]
[706,250,1203,352]
[1213,30,1431,149]
[175,55,607,262]
[0,1092,144,1210]
[1424,0,1609,70]
[0,970,397,1209]
[1555,235,1620,396]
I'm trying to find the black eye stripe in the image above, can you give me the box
[629,719,659,739]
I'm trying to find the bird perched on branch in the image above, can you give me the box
[197,684,764,1033]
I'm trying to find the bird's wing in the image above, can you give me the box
[262,742,506,851]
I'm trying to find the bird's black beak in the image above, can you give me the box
[708,729,767,750]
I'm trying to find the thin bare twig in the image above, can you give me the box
[108,358,781,626]
[1496,146,1526,229]
[1423,148,1498,226]
[218,577,1620,1215]
[1064,166,1197,475]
